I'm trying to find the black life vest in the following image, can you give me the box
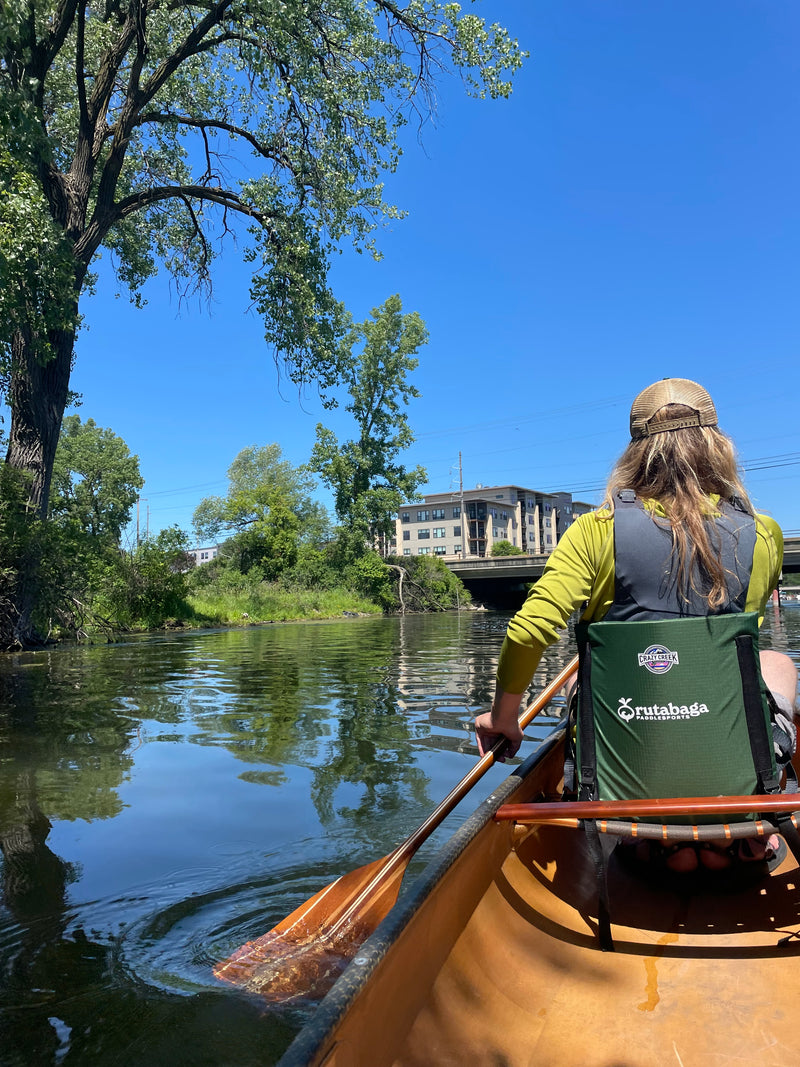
[604,489,756,622]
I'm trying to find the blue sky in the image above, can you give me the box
[68,1,800,543]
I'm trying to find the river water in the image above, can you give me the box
[1,604,798,1066]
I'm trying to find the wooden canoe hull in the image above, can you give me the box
[279,728,800,1066]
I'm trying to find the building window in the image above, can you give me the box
[454,544,462,554]
[453,525,461,536]
[495,494,504,499]
[401,512,410,523]
[417,529,430,539]
[434,546,447,555]
[403,530,410,541]
[416,509,429,522]
[433,527,446,538]
[418,547,430,555]
[452,507,460,518]
[432,508,445,520]
[403,548,411,555]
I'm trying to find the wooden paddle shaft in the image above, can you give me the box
[394,655,579,863]
[322,656,579,940]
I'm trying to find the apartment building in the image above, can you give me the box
[188,544,219,566]
[391,485,595,559]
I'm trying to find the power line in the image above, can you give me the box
[144,478,227,498]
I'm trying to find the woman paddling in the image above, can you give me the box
[475,377,798,872]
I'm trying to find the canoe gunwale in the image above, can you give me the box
[276,724,567,1067]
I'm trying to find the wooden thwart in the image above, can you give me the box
[495,794,800,823]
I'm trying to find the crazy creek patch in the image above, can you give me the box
[637,644,679,674]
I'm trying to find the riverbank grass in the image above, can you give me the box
[186,585,381,625]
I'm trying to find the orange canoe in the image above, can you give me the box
[278,727,800,1066]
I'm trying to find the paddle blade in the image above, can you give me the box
[213,851,408,1003]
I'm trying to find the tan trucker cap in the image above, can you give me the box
[629,378,718,440]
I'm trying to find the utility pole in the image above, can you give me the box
[136,496,140,546]
[459,451,469,558]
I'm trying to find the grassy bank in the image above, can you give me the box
[185,583,382,626]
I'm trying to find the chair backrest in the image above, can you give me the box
[575,612,778,820]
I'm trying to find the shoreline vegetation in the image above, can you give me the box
[5,432,472,648]
[33,547,473,646]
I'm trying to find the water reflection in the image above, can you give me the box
[0,607,796,1065]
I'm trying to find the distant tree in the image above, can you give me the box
[309,295,428,548]
[0,0,524,646]
[193,444,329,578]
[49,416,143,543]
[491,540,524,556]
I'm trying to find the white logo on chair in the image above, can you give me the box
[616,695,710,721]
[617,697,635,722]
[637,644,679,674]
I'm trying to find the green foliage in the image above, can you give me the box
[387,554,471,612]
[49,415,144,542]
[0,150,80,368]
[342,549,470,613]
[0,1,523,644]
[193,444,330,583]
[346,551,399,611]
[0,0,524,397]
[194,444,323,539]
[309,294,428,542]
[282,545,340,591]
[186,577,380,626]
[491,540,524,556]
[96,528,194,629]
[0,415,148,639]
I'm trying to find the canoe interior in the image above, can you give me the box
[281,730,800,1067]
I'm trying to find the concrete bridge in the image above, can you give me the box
[445,537,800,608]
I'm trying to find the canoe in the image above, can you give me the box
[277,723,800,1067]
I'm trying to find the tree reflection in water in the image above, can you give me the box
[0,610,792,1064]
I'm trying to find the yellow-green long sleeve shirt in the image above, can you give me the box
[496,504,784,695]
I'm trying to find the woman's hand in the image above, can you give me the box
[474,690,524,761]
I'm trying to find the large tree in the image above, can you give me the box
[193,443,329,577]
[49,414,143,542]
[0,0,522,645]
[309,294,427,549]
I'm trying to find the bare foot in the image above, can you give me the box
[665,846,699,873]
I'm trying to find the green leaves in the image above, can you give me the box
[48,415,144,542]
[1,0,524,397]
[1,1,522,641]
[0,151,79,366]
[309,294,428,540]
[192,444,327,579]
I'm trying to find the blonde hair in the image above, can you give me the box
[603,404,754,610]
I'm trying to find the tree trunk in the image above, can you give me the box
[7,326,74,515]
[1,325,76,648]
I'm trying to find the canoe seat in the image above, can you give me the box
[495,794,800,950]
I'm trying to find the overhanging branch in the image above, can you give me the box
[136,112,294,172]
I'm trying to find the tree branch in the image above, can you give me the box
[115,183,268,221]
[74,181,273,261]
[135,112,294,172]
